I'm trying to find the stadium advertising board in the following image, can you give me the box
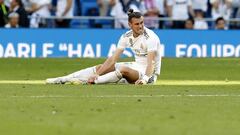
[0,29,239,58]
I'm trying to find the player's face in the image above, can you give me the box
[129,16,144,37]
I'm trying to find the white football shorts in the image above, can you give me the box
[115,62,157,84]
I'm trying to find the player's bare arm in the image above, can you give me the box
[135,51,156,85]
[97,48,123,75]
[88,48,124,83]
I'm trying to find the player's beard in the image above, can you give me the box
[138,29,143,35]
[133,28,143,37]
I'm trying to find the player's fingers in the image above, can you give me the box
[135,80,143,85]
[87,77,95,84]
[135,80,140,84]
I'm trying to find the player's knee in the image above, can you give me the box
[119,67,130,76]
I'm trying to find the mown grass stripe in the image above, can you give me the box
[0,80,240,85]
[8,94,240,98]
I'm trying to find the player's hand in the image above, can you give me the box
[87,74,99,84]
[135,79,147,85]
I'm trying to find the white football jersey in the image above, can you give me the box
[117,27,162,75]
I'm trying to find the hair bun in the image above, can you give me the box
[127,9,134,16]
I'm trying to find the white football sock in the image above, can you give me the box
[94,70,122,84]
[61,66,96,82]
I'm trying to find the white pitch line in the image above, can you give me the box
[8,94,240,98]
[0,80,240,85]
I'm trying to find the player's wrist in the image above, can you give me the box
[142,75,150,83]
[94,72,100,76]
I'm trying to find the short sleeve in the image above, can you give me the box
[117,35,127,49]
[147,36,159,52]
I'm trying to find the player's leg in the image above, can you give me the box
[46,62,117,84]
[119,66,140,83]
[69,63,116,81]
[94,66,140,84]
[118,62,144,84]
[93,62,127,84]
[94,69,123,84]
[94,62,140,84]
[46,65,101,84]
[120,67,158,84]
[65,65,99,81]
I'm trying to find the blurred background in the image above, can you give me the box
[1,0,240,30]
[0,0,240,58]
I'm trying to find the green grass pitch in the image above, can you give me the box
[0,58,240,135]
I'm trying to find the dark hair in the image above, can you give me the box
[215,17,225,24]
[127,9,142,22]
[15,0,23,7]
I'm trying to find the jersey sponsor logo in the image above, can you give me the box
[135,53,147,57]
[133,49,148,57]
